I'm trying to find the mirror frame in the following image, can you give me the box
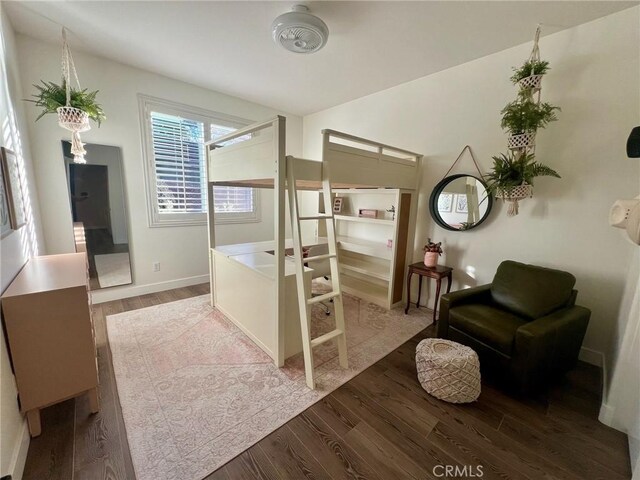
[429,174,494,231]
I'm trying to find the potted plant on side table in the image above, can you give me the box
[423,239,443,267]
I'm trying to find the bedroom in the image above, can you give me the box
[1,2,638,479]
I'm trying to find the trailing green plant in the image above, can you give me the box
[485,152,560,194]
[510,60,549,84]
[500,99,559,135]
[27,80,106,126]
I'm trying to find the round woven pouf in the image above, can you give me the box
[415,339,481,403]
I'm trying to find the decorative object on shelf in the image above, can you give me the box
[387,239,393,248]
[423,238,442,267]
[386,205,396,220]
[27,29,105,164]
[332,197,343,213]
[358,208,378,218]
[488,25,561,217]
[429,146,493,231]
[415,338,481,403]
[0,147,26,230]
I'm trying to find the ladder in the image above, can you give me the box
[286,156,348,389]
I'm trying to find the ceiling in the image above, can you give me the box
[5,1,637,116]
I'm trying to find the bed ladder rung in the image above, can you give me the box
[305,253,336,263]
[311,329,344,348]
[307,291,340,305]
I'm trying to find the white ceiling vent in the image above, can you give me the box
[271,5,329,54]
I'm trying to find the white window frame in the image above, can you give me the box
[139,94,260,227]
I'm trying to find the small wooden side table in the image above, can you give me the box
[405,263,453,322]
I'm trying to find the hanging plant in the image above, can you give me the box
[28,80,105,125]
[26,29,105,164]
[488,25,561,216]
[500,99,559,136]
[510,59,550,90]
[486,152,560,196]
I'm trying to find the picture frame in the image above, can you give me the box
[0,165,12,238]
[333,197,343,213]
[1,147,26,230]
[455,194,468,214]
[437,193,453,213]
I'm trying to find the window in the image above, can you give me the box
[140,95,259,227]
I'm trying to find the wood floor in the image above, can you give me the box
[22,284,631,480]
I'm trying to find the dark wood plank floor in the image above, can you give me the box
[22,284,631,480]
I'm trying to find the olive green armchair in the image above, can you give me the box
[437,260,591,392]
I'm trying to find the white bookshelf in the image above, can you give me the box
[319,188,414,309]
[334,214,395,226]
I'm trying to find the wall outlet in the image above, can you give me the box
[152,262,161,272]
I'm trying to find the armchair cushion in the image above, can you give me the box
[449,304,527,356]
[491,261,576,319]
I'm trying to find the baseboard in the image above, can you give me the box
[8,420,29,480]
[578,346,605,367]
[598,402,616,425]
[90,274,209,304]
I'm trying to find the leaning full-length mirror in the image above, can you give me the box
[63,142,132,289]
[429,174,493,231]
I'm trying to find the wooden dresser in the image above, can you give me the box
[1,253,99,436]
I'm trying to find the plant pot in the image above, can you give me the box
[508,132,536,150]
[57,106,91,133]
[495,183,533,201]
[424,252,439,268]
[518,74,543,91]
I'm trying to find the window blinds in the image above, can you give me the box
[149,112,255,215]
[151,112,206,213]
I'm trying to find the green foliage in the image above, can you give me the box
[486,152,560,195]
[27,80,106,126]
[510,60,550,84]
[500,99,559,135]
[458,222,474,231]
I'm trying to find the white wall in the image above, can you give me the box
[303,8,640,370]
[0,11,43,480]
[16,34,303,302]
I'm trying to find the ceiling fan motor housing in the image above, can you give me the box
[272,5,329,54]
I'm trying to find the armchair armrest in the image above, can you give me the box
[512,305,591,391]
[437,284,492,338]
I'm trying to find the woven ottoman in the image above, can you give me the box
[415,338,481,403]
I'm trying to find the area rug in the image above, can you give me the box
[106,287,431,480]
[94,252,132,287]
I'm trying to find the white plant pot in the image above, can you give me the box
[518,74,543,90]
[508,132,536,150]
[57,106,91,133]
[495,183,533,201]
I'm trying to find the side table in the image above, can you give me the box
[405,262,453,322]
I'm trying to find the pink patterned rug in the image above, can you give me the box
[106,288,431,480]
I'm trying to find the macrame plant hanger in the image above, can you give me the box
[500,25,542,216]
[58,28,90,164]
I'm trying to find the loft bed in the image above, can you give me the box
[205,116,422,367]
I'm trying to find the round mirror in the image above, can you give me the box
[429,174,493,231]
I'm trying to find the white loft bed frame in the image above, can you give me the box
[205,115,422,366]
